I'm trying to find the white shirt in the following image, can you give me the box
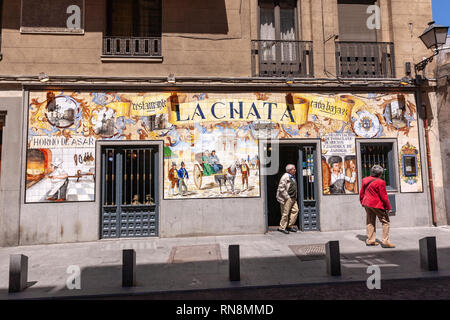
[330,171,356,185]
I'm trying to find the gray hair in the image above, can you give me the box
[286,164,296,172]
[371,165,384,177]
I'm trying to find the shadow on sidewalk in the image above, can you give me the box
[1,245,449,299]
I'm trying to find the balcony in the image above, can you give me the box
[102,37,162,61]
[251,40,314,78]
[335,42,395,78]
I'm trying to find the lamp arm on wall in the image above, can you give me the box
[414,51,439,73]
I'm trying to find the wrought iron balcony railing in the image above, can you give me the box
[251,40,314,77]
[335,41,395,78]
[102,36,162,57]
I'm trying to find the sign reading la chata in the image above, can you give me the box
[168,94,356,125]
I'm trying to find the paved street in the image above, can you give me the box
[98,276,450,300]
[1,226,450,299]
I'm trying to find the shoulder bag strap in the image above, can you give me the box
[364,177,378,193]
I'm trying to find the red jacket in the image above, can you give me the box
[359,176,392,211]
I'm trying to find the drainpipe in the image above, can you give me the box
[416,76,437,226]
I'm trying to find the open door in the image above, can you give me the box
[265,143,319,231]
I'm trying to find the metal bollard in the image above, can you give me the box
[325,241,341,276]
[229,245,240,281]
[419,237,438,271]
[122,249,136,287]
[9,254,29,293]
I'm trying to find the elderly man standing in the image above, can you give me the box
[360,165,395,248]
[276,164,299,234]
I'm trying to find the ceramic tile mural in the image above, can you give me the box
[25,91,423,203]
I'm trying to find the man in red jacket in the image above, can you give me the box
[359,165,395,248]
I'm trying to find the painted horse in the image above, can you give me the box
[214,160,241,194]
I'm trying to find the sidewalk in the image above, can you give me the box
[1,226,450,299]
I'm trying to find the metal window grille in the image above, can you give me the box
[104,0,162,57]
[360,143,395,188]
[251,40,314,77]
[335,42,396,78]
[101,146,158,238]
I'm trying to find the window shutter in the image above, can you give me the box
[338,0,377,42]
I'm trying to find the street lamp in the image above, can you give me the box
[38,72,50,83]
[415,21,449,73]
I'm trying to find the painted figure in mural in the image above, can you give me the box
[46,91,56,112]
[201,150,215,176]
[240,159,250,190]
[322,156,331,193]
[328,156,356,194]
[344,156,358,193]
[252,155,260,174]
[210,150,223,173]
[168,162,178,196]
[46,158,69,202]
[132,194,141,205]
[276,164,299,234]
[145,194,155,205]
[214,160,240,194]
[360,165,395,248]
[177,162,189,196]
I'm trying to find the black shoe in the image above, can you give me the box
[277,228,289,234]
[286,227,298,232]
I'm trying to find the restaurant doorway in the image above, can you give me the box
[265,143,320,231]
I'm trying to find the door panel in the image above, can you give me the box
[298,146,319,231]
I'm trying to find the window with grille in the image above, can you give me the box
[360,142,396,189]
[106,0,161,37]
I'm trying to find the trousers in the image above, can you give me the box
[279,197,299,230]
[365,206,390,244]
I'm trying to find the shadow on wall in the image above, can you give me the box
[163,0,229,34]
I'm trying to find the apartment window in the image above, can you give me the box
[360,142,396,190]
[253,1,313,77]
[336,0,395,78]
[259,0,297,61]
[337,0,377,41]
[103,0,162,57]
[259,0,297,41]
[106,0,161,37]
[20,0,84,34]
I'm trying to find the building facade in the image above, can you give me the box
[437,35,450,225]
[0,0,447,246]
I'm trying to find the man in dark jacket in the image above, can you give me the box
[360,165,395,248]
